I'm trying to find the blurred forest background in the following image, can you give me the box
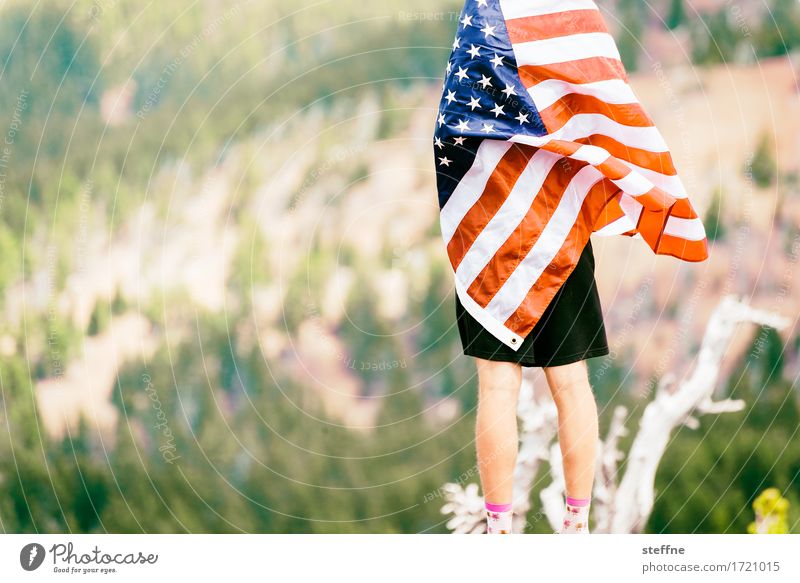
[0,0,799,533]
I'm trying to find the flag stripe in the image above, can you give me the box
[519,57,629,92]
[505,10,608,43]
[499,0,599,20]
[440,140,513,244]
[512,33,621,68]
[486,165,605,321]
[447,146,535,271]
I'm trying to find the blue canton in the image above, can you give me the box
[434,0,547,210]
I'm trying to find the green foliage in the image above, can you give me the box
[753,0,800,58]
[690,10,740,65]
[747,488,790,533]
[615,0,646,72]
[750,132,777,189]
[704,188,726,242]
[666,0,687,30]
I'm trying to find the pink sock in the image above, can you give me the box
[560,496,591,534]
[485,501,512,534]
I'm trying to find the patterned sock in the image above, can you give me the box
[559,496,591,534]
[485,501,513,534]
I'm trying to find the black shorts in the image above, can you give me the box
[455,239,610,367]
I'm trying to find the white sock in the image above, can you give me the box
[485,501,513,534]
[559,496,590,534]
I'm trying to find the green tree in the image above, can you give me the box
[750,132,777,188]
[666,0,687,30]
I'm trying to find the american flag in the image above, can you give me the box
[434,0,709,350]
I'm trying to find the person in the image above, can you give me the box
[433,0,709,534]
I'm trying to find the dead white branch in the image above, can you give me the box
[605,295,790,533]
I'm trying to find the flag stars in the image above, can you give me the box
[515,112,530,125]
[475,0,488,7]
[455,66,470,81]
[478,74,493,89]
[460,14,473,28]
[491,103,505,117]
[467,96,482,111]
[453,36,461,50]
[467,44,481,59]
[480,123,495,133]
[501,84,517,98]
[434,137,445,149]
[455,119,471,133]
[437,113,446,127]
[490,54,504,68]
[454,136,467,146]
[438,156,452,167]
[481,23,497,39]
[445,90,457,105]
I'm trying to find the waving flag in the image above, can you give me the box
[434,0,709,350]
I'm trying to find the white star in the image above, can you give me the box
[480,123,495,133]
[445,90,457,104]
[454,136,467,146]
[453,36,461,50]
[437,113,446,127]
[490,54,504,68]
[455,119,471,133]
[446,61,452,74]
[478,75,492,89]
[491,103,505,117]
[461,14,473,28]
[475,0,488,7]
[515,112,530,125]
[439,156,452,167]
[467,44,481,59]
[481,23,497,38]
[435,137,445,149]
[502,84,517,98]
[455,66,470,81]
[467,96,482,110]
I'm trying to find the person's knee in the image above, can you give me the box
[475,358,521,399]
[544,360,592,405]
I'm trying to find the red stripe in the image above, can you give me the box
[573,134,678,177]
[537,95,653,133]
[447,145,534,271]
[518,57,628,89]
[466,152,583,305]
[504,178,617,337]
[505,10,607,43]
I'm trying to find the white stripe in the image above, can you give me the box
[487,165,604,321]
[456,149,561,286]
[499,0,599,20]
[571,144,610,165]
[510,133,686,199]
[454,278,523,350]
[620,160,688,198]
[508,119,666,155]
[513,33,620,67]
[592,194,642,237]
[613,170,653,196]
[529,78,637,112]
[440,140,513,244]
[664,216,706,241]
[550,113,669,153]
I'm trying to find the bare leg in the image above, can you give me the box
[543,359,598,499]
[474,357,522,504]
